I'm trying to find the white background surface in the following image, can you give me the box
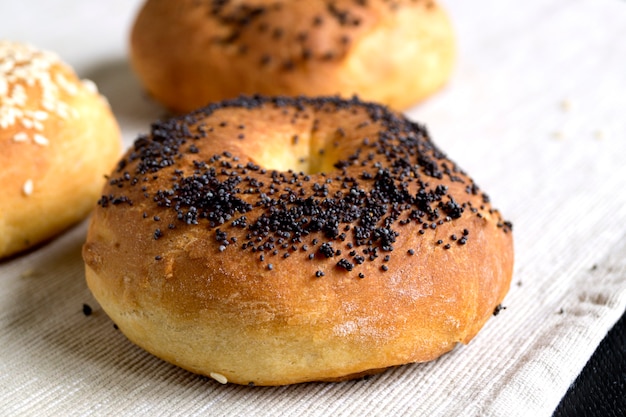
[1,0,626,416]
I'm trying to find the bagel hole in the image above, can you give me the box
[246,130,344,175]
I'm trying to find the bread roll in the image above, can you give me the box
[0,41,121,258]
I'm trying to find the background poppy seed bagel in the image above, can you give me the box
[129,0,456,112]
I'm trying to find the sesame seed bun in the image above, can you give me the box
[0,41,122,258]
[129,0,455,113]
[83,95,513,386]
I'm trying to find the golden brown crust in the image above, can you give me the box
[129,0,455,113]
[0,41,122,259]
[83,95,513,386]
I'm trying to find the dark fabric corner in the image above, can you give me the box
[553,310,626,417]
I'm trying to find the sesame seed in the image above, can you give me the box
[33,134,49,146]
[209,372,228,384]
[32,110,48,121]
[12,132,28,142]
[82,78,98,94]
[22,179,34,196]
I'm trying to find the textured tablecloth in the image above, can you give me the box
[1,0,625,416]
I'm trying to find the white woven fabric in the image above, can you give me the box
[1,0,625,416]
